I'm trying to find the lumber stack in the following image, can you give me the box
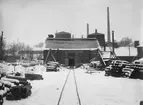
[0,76,32,105]
[25,73,43,80]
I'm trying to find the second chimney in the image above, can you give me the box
[87,23,89,37]
[107,7,111,42]
[95,29,97,33]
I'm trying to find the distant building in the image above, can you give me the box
[87,29,106,51]
[55,31,71,38]
[43,31,101,66]
[18,49,43,61]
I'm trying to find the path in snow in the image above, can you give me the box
[57,69,80,105]
[4,70,70,105]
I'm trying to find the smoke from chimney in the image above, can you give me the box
[107,7,111,42]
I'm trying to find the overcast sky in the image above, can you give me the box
[0,0,142,46]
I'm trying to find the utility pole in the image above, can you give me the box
[129,44,131,56]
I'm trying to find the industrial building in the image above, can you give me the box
[43,31,105,66]
[87,29,106,51]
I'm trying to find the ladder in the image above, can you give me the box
[97,49,106,67]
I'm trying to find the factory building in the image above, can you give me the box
[87,29,106,51]
[43,31,102,66]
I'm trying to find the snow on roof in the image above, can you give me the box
[139,58,143,61]
[44,39,100,50]
[55,31,71,35]
[43,48,99,50]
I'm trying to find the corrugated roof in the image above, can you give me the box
[44,39,100,50]
[46,38,97,41]
[43,48,99,50]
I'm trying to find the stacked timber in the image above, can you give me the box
[25,73,43,80]
[0,76,32,105]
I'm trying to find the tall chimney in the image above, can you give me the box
[107,7,111,42]
[112,31,115,53]
[95,29,97,33]
[87,23,89,37]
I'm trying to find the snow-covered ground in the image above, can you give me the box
[2,67,143,105]
[75,68,143,105]
[105,47,137,56]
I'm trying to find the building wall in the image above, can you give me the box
[87,34,105,46]
[44,50,94,66]
[55,50,65,64]
[55,32,71,38]
[87,34,105,51]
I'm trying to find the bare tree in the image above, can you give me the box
[119,37,133,47]
[7,42,26,56]
[25,45,34,61]
[34,42,44,48]
[7,42,34,60]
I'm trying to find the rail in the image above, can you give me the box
[56,68,82,105]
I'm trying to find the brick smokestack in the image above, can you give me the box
[140,2,143,45]
[107,7,111,42]
[137,2,143,59]
[87,23,89,37]
[95,29,97,33]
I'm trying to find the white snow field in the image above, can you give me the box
[3,67,143,105]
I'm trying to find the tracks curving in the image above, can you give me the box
[57,68,81,105]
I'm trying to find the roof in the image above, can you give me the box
[43,48,99,50]
[44,38,100,50]
[88,32,104,36]
[139,58,143,60]
[55,31,71,35]
[46,38,97,41]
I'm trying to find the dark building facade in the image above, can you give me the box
[44,50,97,66]
[43,31,101,66]
[87,30,106,51]
[55,31,71,38]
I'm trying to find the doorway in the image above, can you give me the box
[68,58,75,66]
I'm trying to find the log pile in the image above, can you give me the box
[25,73,43,80]
[123,64,143,79]
[0,76,32,105]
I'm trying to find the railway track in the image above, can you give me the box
[73,69,81,105]
[57,68,81,105]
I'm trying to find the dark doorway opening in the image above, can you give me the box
[68,58,75,66]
